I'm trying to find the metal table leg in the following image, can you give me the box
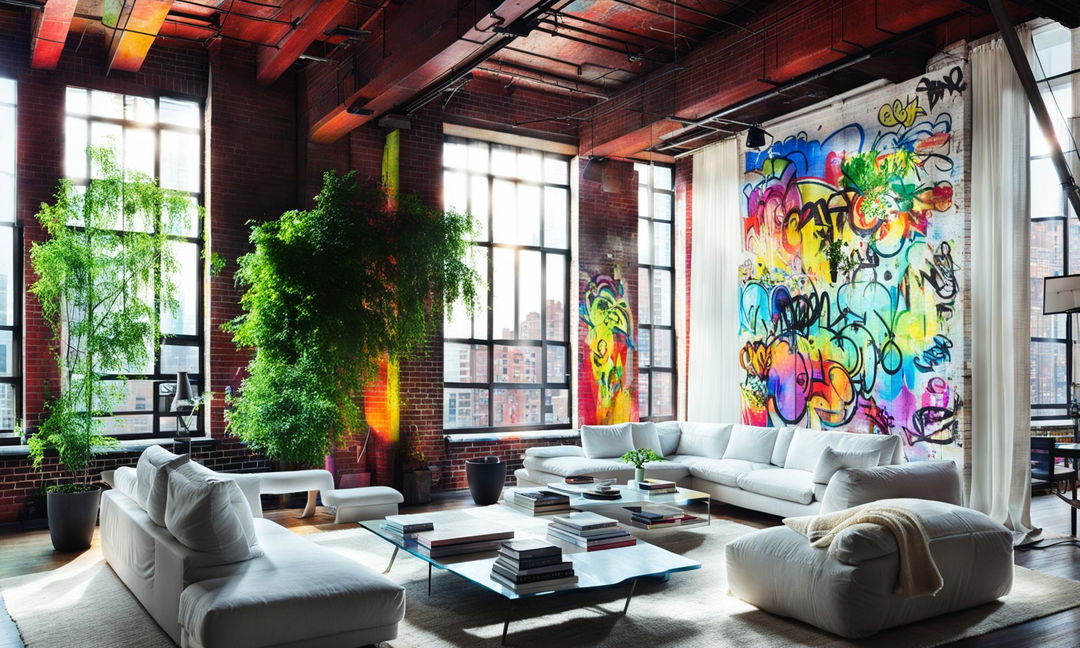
[382,546,399,574]
[501,600,514,645]
[622,579,638,614]
[428,563,433,596]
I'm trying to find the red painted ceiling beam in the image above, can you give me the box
[103,0,176,73]
[580,0,973,158]
[30,0,79,69]
[256,0,351,85]
[308,0,544,144]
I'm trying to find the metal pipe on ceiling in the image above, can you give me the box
[648,0,759,35]
[545,10,681,47]
[605,0,725,36]
[475,66,609,99]
[536,17,664,54]
[532,25,670,64]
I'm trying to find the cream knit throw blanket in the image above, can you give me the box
[783,504,943,599]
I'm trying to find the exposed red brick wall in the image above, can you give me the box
[0,15,645,520]
[675,157,693,414]
[576,160,639,425]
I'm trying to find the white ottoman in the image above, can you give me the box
[257,470,336,518]
[726,498,1014,638]
[322,486,404,523]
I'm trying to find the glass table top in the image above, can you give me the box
[359,506,701,600]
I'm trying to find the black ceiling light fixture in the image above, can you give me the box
[745,124,770,149]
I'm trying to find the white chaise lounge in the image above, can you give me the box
[101,446,406,648]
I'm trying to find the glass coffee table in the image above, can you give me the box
[504,482,712,531]
[359,507,700,644]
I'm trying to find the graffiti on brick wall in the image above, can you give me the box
[579,268,637,425]
[739,74,965,461]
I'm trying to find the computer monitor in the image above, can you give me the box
[1043,274,1080,315]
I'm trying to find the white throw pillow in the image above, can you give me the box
[580,423,635,458]
[630,422,665,456]
[784,427,831,473]
[136,445,190,525]
[676,422,733,458]
[655,421,682,457]
[165,462,260,566]
[811,446,881,485]
[771,426,796,467]
[722,424,778,464]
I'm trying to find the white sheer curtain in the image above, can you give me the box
[969,29,1040,544]
[688,138,742,422]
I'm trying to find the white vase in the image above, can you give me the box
[634,467,645,483]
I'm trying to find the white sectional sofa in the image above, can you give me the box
[100,446,406,648]
[515,421,906,517]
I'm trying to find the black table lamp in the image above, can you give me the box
[171,371,197,452]
[1043,274,1080,442]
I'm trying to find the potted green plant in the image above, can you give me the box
[620,448,663,484]
[29,147,191,551]
[398,426,431,505]
[226,171,478,472]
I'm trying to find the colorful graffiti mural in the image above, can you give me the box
[579,268,637,425]
[739,75,965,461]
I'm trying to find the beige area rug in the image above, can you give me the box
[2,510,1080,648]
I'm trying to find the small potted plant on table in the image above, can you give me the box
[620,448,663,484]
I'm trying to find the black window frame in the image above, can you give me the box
[0,78,19,444]
[63,86,205,441]
[635,162,677,421]
[1029,23,1075,423]
[441,136,573,433]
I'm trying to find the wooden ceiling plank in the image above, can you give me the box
[30,0,79,70]
[256,0,352,85]
[309,0,546,144]
[104,0,177,73]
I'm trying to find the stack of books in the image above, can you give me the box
[564,476,594,485]
[546,512,637,551]
[490,539,578,592]
[624,504,704,530]
[635,478,678,495]
[382,514,434,539]
[508,489,571,516]
[415,523,515,558]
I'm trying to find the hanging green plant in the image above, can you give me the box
[29,147,193,488]
[226,171,480,467]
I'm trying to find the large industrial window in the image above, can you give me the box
[63,87,203,439]
[636,162,676,420]
[1029,24,1076,423]
[0,77,18,443]
[442,137,572,431]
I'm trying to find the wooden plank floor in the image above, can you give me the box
[0,492,1076,647]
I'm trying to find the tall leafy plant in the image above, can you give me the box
[226,171,479,467]
[29,147,192,490]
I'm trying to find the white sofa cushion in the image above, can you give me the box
[736,468,815,505]
[165,462,261,566]
[522,456,631,480]
[179,518,406,647]
[820,461,963,514]
[136,445,190,526]
[630,422,665,456]
[656,421,682,456]
[771,426,795,466]
[580,423,635,458]
[524,445,584,458]
[784,427,901,473]
[114,466,140,501]
[687,458,769,487]
[722,425,778,464]
[811,446,880,485]
[676,422,732,458]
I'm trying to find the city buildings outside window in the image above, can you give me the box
[442,137,572,431]
[635,162,676,420]
[0,77,16,441]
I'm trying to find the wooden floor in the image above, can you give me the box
[0,492,1076,647]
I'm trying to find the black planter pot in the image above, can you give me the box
[466,456,506,506]
[46,486,101,552]
[401,469,432,505]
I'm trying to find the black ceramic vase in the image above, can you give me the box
[466,456,506,506]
